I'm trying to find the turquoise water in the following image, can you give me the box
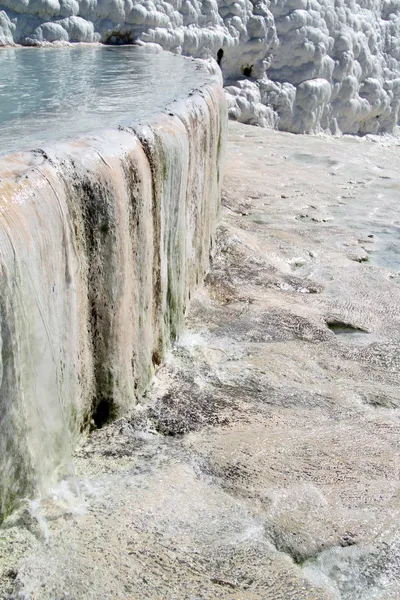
[0,46,206,156]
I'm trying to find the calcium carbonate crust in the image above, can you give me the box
[1,0,400,134]
[0,70,226,521]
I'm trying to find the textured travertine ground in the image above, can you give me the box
[1,121,400,599]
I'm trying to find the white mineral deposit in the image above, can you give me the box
[2,0,400,134]
[0,2,399,598]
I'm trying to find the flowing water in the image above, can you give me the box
[0,50,225,531]
[0,46,208,155]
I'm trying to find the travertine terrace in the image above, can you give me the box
[1,122,399,599]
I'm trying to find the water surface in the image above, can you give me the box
[0,46,207,155]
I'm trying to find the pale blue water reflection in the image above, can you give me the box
[0,46,206,155]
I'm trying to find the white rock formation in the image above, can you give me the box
[0,73,226,520]
[1,0,400,133]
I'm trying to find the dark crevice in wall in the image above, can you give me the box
[104,32,135,45]
[70,173,118,430]
[133,130,165,375]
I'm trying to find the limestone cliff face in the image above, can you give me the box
[0,79,226,520]
[1,0,400,134]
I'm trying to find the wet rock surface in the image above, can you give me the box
[1,122,400,599]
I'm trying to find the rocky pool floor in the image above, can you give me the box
[1,122,400,599]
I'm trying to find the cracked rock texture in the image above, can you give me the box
[1,121,399,599]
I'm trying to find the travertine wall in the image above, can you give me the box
[0,77,227,520]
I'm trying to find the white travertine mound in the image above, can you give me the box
[1,0,400,133]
